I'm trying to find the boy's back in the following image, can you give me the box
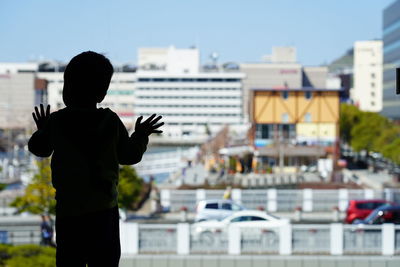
[28,51,163,267]
[29,106,148,217]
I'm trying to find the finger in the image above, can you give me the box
[152,130,163,134]
[35,106,41,118]
[149,115,162,125]
[151,122,164,129]
[143,114,156,124]
[32,112,38,124]
[135,116,143,128]
[40,104,45,117]
[45,105,50,117]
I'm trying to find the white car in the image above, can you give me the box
[192,210,288,244]
[195,199,245,222]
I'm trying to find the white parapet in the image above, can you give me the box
[120,222,139,254]
[267,188,277,212]
[279,224,292,255]
[228,224,241,255]
[302,188,313,212]
[177,223,190,255]
[382,223,395,256]
[330,223,343,255]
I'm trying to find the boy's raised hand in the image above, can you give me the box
[135,114,164,136]
[32,104,50,131]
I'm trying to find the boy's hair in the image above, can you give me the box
[63,51,114,106]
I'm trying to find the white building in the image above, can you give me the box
[352,40,383,112]
[37,70,137,130]
[135,47,245,139]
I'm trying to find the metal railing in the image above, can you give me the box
[120,222,400,256]
[161,188,400,212]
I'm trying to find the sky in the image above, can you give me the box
[0,0,395,66]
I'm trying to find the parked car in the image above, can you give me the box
[192,210,288,245]
[195,199,245,222]
[353,204,400,225]
[345,199,394,223]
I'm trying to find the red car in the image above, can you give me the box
[345,199,394,224]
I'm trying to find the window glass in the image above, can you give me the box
[282,91,289,99]
[205,203,218,209]
[232,204,242,211]
[251,216,267,221]
[221,203,232,210]
[305,113,312,122]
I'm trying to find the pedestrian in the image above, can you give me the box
[223,186,232,200]
[28,51,163,267]
[40,214,55,247]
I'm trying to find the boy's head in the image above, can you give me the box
[63,51,114,107]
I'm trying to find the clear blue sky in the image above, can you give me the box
[0,0,394,66]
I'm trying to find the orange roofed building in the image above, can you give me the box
[249,87,341,175]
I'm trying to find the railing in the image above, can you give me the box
[120,223,400,256]
[0,229,41,245]
[161,188,400,212]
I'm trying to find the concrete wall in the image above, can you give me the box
[120,255,400,267]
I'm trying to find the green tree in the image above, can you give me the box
[118,165,143,210]
[350,112,389,152]
[10,159,56,215]
[382,138,400,164]
[340,103,362,144]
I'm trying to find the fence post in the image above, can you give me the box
[302,188,313,212]
[196,189,206,203]
[177,223,190,255]
[384,188,393,202]
[228,224,241,255]
[382,224,395,256]
[232,189,242,204]
[338,189,348,212]
[330,223,343,255]
[120,222,139,254]
[364,189,374,199]
[267,188,277,212]
[279,224,292,255]
[160,189,171,210]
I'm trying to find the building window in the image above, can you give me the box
[282,91,289,100]
[371,73,375,79]
[371,92,375,97]
[304,113,312,122]
[371,101,375,106]
[305,91,312,100]
[281,113,289,123]
[371,82,375,88]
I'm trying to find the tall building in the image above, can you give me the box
[241,48,329,123]
[352,40,383,112]
[135,47,245,139]
[36,64,137,130]
[383,0,400,119]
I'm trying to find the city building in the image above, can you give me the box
[241,47,330,122]
[383,0,400,119]
[249,86,341,175]
[135,46,245,139]
[352,40,383,112]
[0,62,42,129]
[37,70,137,130]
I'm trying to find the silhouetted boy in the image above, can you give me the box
[28,51,163,267]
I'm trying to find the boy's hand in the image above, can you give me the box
[135,114,164,136]
[32,104,50,131]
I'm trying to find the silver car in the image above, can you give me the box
[195,199,245,222]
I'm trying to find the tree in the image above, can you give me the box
[11,159,56,215]
[350,112,388,152]
[118,166,143,210]
[340,103,362,144]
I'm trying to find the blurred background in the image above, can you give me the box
[1,0,400,266]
